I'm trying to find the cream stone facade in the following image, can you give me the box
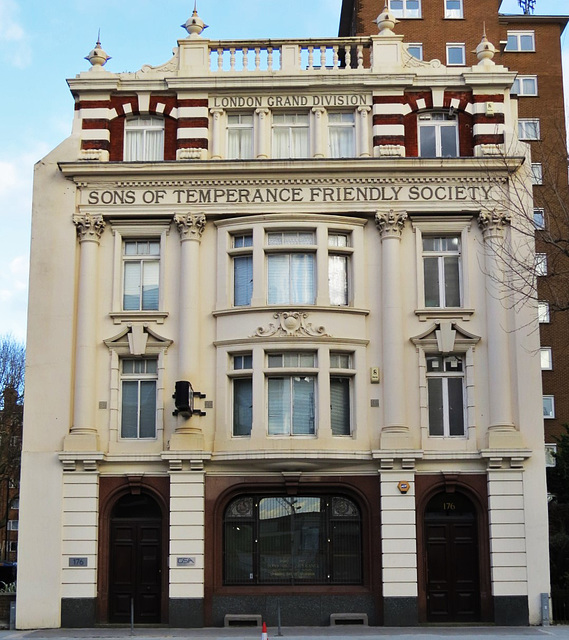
[17,6,550,629]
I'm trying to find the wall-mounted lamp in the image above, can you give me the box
[173,380,206,418]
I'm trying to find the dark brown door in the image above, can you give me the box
[425,493,480,622]
[109,495,162,623]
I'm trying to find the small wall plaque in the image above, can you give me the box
[176,557,196,566]
[69,557,88,567]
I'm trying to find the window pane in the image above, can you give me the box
[440,126,458,157]
[428,378,444,435]
[233,378,253,436]
[123,262,141,310]
[234,255,253,306]
[268,378,291,434]
[224,522,254,584]
[142,260,159,310]
[259,498,294,583]
[121,381,139,438]
[329,255,348,305]
[419,125,437,157]
[331,520,362,583]
[447,378,465,436]
[444,256,460,306]
[520,34,534,50]
[290,254,315,304]
[447,46,464,65]
[139,380,156,438]
[424,257,440,307]
[268,254,291,303]
[331,377,350,436]
[292,376,315,434]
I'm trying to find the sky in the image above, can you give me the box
[0,0,567,342]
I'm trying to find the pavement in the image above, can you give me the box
[0,627,568,640]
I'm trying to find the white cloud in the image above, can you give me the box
[0,0,31,68]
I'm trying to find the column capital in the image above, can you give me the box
[255,107,270,118]
[375,209,408,239]
[357,105,371,115]
[478,209,511,238]
[174,213,206,242]
[311,106,326,116]
[73,213,105,243]
[209,107,224,117]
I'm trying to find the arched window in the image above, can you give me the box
[223,494,362,585]
[418,112,458,158]
[124,116,165,161]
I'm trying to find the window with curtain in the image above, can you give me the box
[418,112,458,157]
[330,352,353,436]
[444,0,463,18]
[388,0,421,18]
[224,494,362,585]
[422,235,461,308]
[233,234,253,306]
[123,239,160,311]
[426,354,465,437]
[232,354,253,436]
[267,231,315,304]
[272,113,309,158]
[124,116,165,161]
[121,359,157,439]
[267,352,316,436]
[227,113,254,159]
[328,112,355,158]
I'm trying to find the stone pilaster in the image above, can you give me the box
[209,108,224,159]
[255,108,270,159]
[357,106,372,157]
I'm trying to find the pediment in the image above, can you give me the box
[104,324,172,355]
[411,321,480,353]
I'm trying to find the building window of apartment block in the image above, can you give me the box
[427,354,466,437]
[330,352,353,436]
[272,113,309,158]
[124,116,165,161]
[538,300,550,323]
[267,352,316,436]
[6,520,18,531]
[232,233,253,306]
[541,347,552,370]
[418,112,458,158]
[227,113,254,159]
[446,43,466,66]
[512,76,538,96]
[518,118,540,140]
[543,395,555,419]
[123,240,160,311]
[232,353,253,436]
[533,208,545,229]
[422,235,461,308]
[328,112,356,157]
[388,0,421,18]
[444,0,463,18]
[506,31,535,52]
[120,358,157,439]
[535,253,548,277]
[531,163,543,185]
[224,494,362,585]
[406,43,423,60]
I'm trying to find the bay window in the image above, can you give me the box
[267,231,316,305]
[232,233,253,306]
[232,353,253,436]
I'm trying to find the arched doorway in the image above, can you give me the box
[108,492,163,623]
[424,491,480,622]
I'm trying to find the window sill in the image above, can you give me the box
[110,310,169,324]
[415,308,474,321]
[213,305,370,317]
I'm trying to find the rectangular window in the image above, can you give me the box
[227,113,254,159]
[427,354,465,436]
[267,231,315,304]
[121,359,157,439]
[232,234,253,306]
[512,76,538,96]
[418,112,458,157]
[124,116,164,161]
[7,520,18,531]
[232,354,253,436]
[533,208,545,229]
[535,253,547,276]
[506,31,535,52]
[446,43,465,65]
[272,113,309,158]
[328,233,350,306]
[267,352,316,436]
[423,236,461,308]
[543,395,555,419]
[445,0,463,18]
[330,352,353,436]
[8,541,17,553]
[407,43,423,60]
[538,300,550,323]
[328,112,355,158]
[123,240,160,311]
[518,119,540,140]
[388,0,421,18]
[540,347,552,370]
[531,163,543,185]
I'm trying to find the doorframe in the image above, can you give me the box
[415,473,493,623]
[98,476,170,624]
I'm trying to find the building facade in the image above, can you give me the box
[17,5,550,629]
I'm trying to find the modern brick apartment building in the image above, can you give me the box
[339,0,569,448]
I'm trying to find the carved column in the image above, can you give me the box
[255,108,270,159]
[311,107,326,158]
[209,107,224,159]
[357,106,371,157]
[375,210,412,449]
[478,210,522,448]
[64,214,105,452]
[170,213,206,450]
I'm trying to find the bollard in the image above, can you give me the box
[262,621,268,640]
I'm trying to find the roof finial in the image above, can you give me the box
[182,2,208,37]
[374,2,399,35]
[474,25,496,67]
[85,31,111,70]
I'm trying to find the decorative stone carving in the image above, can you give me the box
[177,148,205,160]
[84,38,111,69]
[375,209,407,238]
[253,312,329,338]
[79,149,109,162]
[377,144,405,157]
[174,213,206,241]
[73,213,105,242]
[478,209,511,237]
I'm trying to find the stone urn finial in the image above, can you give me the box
[85,33,111,69]
[474,25,496,67]
[182,1,208,37]
[374,2,400,35]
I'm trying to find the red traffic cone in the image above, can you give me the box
[262,621,268,640]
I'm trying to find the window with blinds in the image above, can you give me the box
[123,240,160,311]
